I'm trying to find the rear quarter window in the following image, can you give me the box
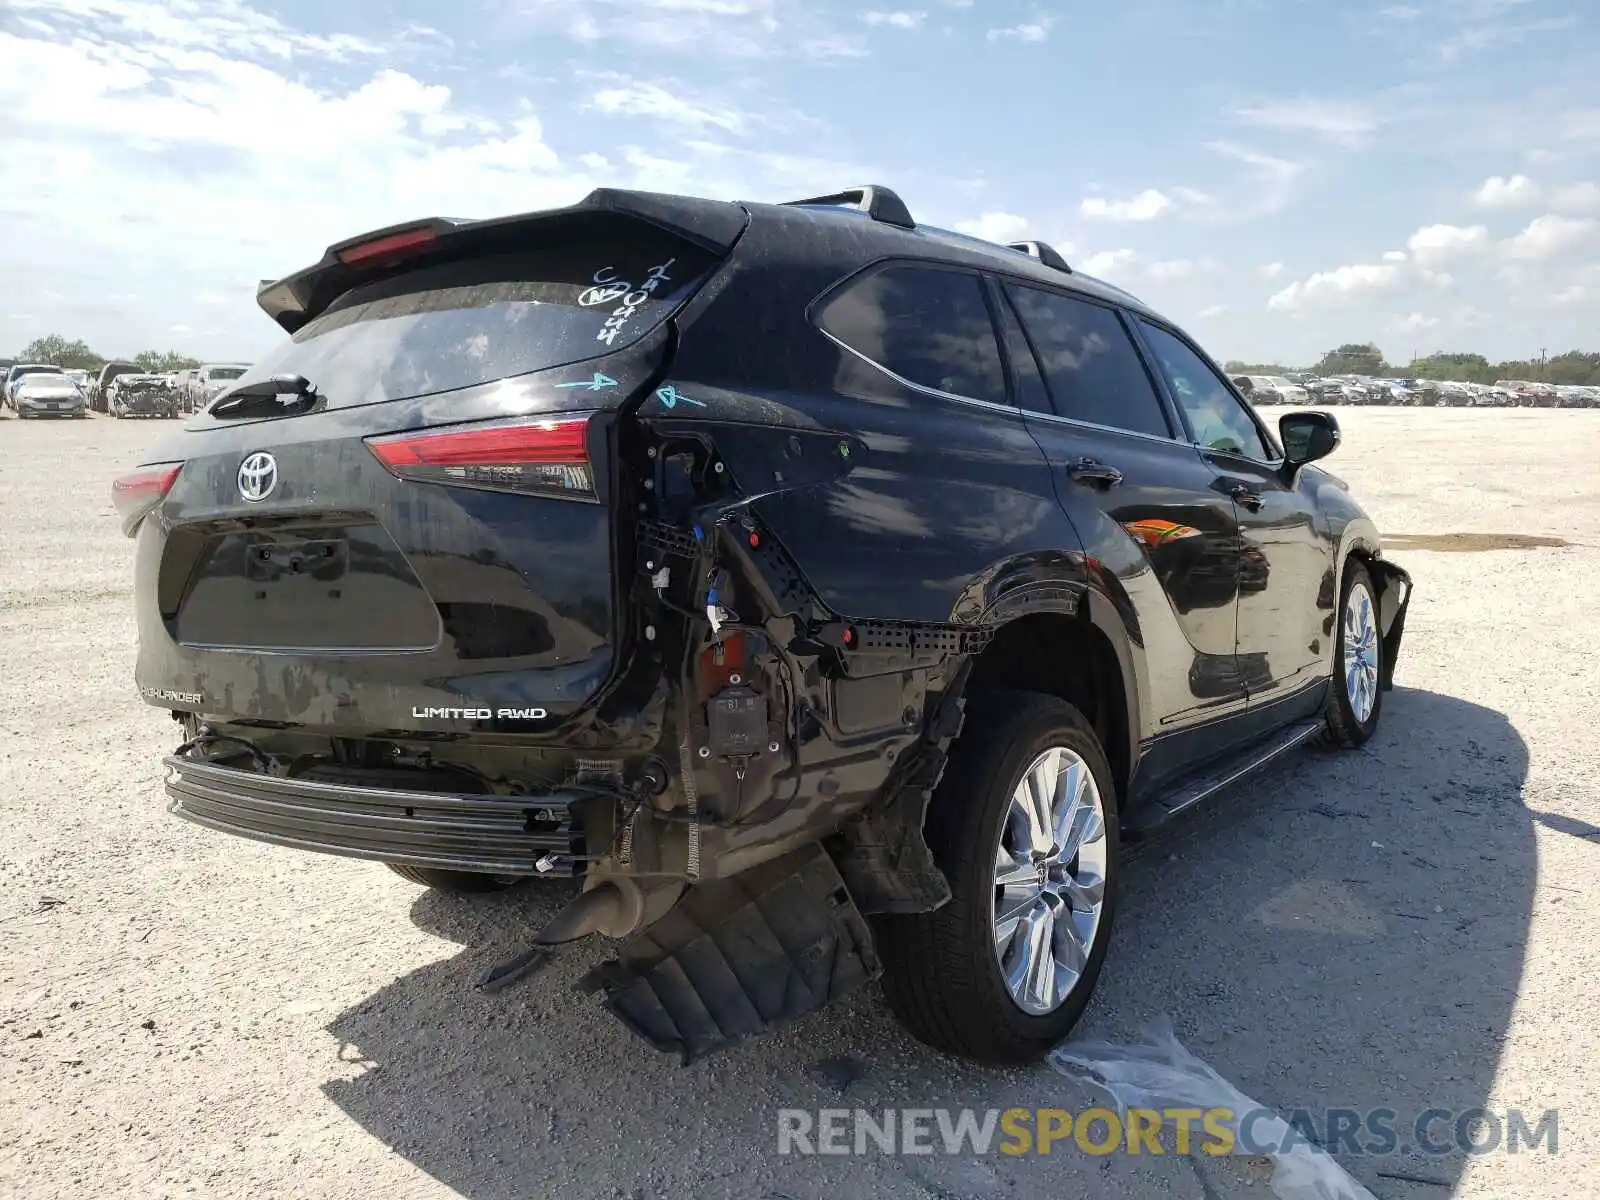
[234,225,720,409]
[817,263,1007,406]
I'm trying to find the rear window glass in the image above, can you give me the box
[234,228,719,408]
[818,264,1007,405]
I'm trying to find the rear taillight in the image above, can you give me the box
[112,462,183,537]
[365,415,596,501]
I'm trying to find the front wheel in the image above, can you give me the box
[1322,560,1384,747]
[385,863,521,893]
[876,691,1119,1064]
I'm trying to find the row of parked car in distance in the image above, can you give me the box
[0,358,251,419]
[1232,372,1600,407]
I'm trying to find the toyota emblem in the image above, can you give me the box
[237,451,278,503]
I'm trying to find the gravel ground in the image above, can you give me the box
[1,408,1597,1200]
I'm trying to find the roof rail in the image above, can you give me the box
[782,185,915,229]
[1006,240,1072,273]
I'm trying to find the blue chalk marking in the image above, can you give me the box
[557,373,619,392]
[655,385,705,409]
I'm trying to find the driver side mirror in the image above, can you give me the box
[1279,410,1340,470]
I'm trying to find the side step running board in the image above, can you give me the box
[1131,718,1325,836]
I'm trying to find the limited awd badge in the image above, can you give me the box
[237,451,278,503]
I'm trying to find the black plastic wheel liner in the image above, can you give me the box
[578,843,881,1064]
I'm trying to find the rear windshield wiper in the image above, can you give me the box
[208,374,322,419]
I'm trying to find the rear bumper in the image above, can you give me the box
[164,755,584,875]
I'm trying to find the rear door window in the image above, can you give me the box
[234,225,721,410]
[818,263,1008,405]
[1004,284,1173,439]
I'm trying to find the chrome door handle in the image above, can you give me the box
[1068,458,1124,489]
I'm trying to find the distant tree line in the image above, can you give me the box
[6,334,202,375]
[1224,343,1600,386]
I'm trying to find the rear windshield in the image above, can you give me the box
[208,366,246,380]
[235,226,719,408]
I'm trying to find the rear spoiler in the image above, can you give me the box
[255,188,751,334]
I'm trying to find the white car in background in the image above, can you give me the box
[11,372,88,419]
[1260,375,1310,404]
[1233,375,1309,405]
[190,362,251,410]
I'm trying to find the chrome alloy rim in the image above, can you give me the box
[1343,581,1381,724]
[991,746,1109,1016]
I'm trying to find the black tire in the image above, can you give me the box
[384,863,521,893]
[1321,560,1384,748]
[875,690,1120,1064]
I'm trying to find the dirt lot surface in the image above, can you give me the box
[2,408,1598,1199]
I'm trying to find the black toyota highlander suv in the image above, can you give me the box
[117,185,1412,1065]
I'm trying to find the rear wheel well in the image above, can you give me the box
[964,612,1130,801]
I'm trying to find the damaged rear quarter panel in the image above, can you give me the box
[634,247,1100,890]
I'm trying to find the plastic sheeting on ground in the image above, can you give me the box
[1050,1019,1379,1200]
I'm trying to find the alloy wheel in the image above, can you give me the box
[1343,581,1380,723]
[991,746,1109,1016]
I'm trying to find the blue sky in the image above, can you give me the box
[3,0,1598,367]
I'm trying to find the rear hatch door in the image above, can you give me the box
[131,195,745,734]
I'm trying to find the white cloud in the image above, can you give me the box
[1382,250,1408,262]
[1204,141,1305,217]
[1551,181,1600,212]
[1501,213,1598,260]
[1142,258,1222,282]
[1259,262,1285,278]
[1080,188,1174,222]
[1267,262,1405,312]
[7,0,394,60]
[862,10,926,28]
[1545,284,1589,306]
[0,0,894,357]
[1438,14,1578,62]
[952,212,1034,244]
[988,16,1055,42]
[1081,249,1137,277]
[1389,312,1440,335]
[589,83,743,131]
[1405,223,1489,265]
[1230,98,1380,146]
[502,0,869,60]
[1199,304,1230,317]
[1473,173,1540,208]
